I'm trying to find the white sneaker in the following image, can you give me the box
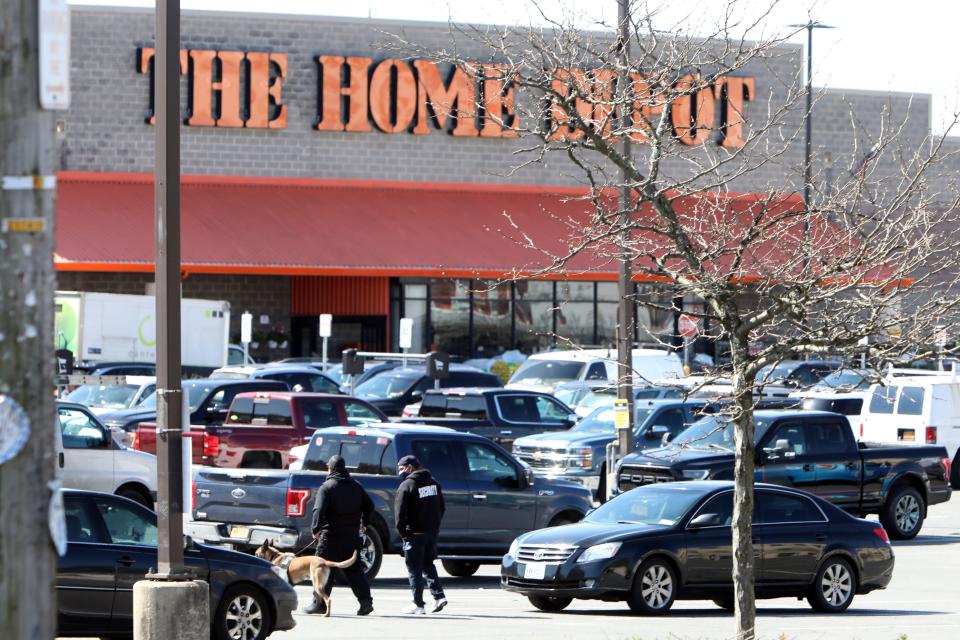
[402,604,426,615]
[430,598,448,613]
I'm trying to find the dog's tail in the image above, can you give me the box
[323,550,358,569]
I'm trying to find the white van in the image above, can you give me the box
[859,375,960,488]
[505,348,684,393]
[56,400,158,509]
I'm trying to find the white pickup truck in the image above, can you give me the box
[56,400,157,509]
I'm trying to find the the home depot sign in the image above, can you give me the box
[136,47,754,147]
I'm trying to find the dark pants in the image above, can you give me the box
[312,532,372,607]
[403,532,445,607]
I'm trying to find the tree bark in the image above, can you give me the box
[0,1,59,638]
[729,335,757,640]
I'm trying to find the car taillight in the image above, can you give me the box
[133,430,141,450]
[202,434,219,458]
[286,488,310,517]
[925,426,937,444]
[873,526,890,544]
[942,457,952,482]
[191,480,196,511]
[859,423,864,438]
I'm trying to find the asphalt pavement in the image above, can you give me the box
[274,498,960,640]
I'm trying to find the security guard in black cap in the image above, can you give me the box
[395,454,447,614]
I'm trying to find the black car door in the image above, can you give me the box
[808,421,862,508]
[463,440,537,550]
[753,489,828,587]
[407,438,471,545]
[757,421,818,492]
[91,494,207,626]
[684,490,763,592]
[58,495,116,633]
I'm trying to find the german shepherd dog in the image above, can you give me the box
[255,539,358,617]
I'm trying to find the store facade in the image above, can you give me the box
[55,6,939,362]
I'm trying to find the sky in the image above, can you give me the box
[69,0,960,135]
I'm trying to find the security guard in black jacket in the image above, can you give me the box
[395,454,448,614]
[305,454,374,615]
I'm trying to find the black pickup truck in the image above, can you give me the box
[397,387,578,447]
[615,410,953,539]
[187,424,594,579]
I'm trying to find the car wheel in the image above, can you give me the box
[441,560,480,577]
[527,594,572,612]
[548,513,580,527]
[712,599,734,611]
[880,485,925,540]
[807,556,857,613]
[627,557,677,615]
[213,584,272,640]
[116,486,152,511]
[359,526,383,581]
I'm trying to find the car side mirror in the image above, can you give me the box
[648,425,669,439]
[661,432,673,446]
[518,466,534,489]
[183,535,195,549]
[688,513,721,529]
[409,390,423,400]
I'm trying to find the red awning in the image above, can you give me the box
[55,172,618,279]
[56,172,872,284]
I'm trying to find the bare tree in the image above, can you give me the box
[388,1,960,637]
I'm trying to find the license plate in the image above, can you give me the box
[230,526,249,539]
[898,429,915,442]
[523,563,546,580]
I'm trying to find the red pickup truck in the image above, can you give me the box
[135,391,388,468]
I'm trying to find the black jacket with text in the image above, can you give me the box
[395,468,445,538]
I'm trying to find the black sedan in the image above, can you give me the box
[501,481,894,615]
[58,490,297,640]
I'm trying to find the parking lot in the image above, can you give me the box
[272,497,960,640]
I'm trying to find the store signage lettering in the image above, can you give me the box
[135,47,754,147]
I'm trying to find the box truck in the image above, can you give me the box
[55,291,231,370]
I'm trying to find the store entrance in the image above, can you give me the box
[290,315,386,359]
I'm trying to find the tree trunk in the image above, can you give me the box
[0,1,59,638]
[729,336,757,640]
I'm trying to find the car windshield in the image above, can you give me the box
[509,360,585,386]
[579,390,616,412]
[355,372,419,399]
[65,384,139,409]
[671,416,771,450]
[812,369,871,391]
[571,407,653,434]
[137,383,211,411]
[585,484,705,526]
[756,364,795,384]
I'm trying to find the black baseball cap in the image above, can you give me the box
[397,455,420,468]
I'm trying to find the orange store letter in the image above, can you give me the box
[316,55,373,132]
[412,61,478,136]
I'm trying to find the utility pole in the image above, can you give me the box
[0,1,59,638]
[133,1,208,637]
[615,0,635,458]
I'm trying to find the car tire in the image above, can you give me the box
[879,485,925,540]
[213,584,272,640]
[807,556,857,613]
[527,594,572,612]
[441,560,480,577]
[360,526,384,581]
[712,598,734,611]
[627,557,677,615]
[116,486,152,511]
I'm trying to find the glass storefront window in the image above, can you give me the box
[556,301,594,346]
[557,281,593,301]
[404,298,428,354]
[597,301,617,347]
[597,282,619,302]
[473,280,512,356]
[514,280,554,353]
[430,298,470,354]
[635,285,676,346]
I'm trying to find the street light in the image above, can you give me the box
[788,21,834,209]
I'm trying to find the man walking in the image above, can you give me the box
[395,454,448,615]
[305,454,375,616]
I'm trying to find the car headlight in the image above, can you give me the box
[577,541,621,563]
[507,538,520,558]
[681,469,710,480]
[270,564,287,581]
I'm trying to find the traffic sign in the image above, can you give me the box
[319,314,332,338]
[399,317,413,349]
[678,313,699,339]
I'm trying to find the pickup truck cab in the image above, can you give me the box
[398,387,578,447]
[188,424,594,580]
[615,410,952,539]
[506,348,684,393]
[56,401,157,509]
[355,365,501,416]
[144,391,388,468]
[513,400,711,499]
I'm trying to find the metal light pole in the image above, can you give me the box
[616,0,635,457]
[789,21,834,227]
